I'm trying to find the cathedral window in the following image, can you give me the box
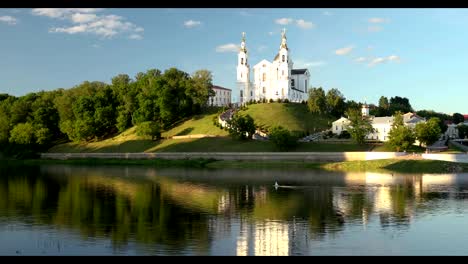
[282,55,285,62]
[282,70,284,76]
[281,88,284,96]
[263,87,266,93]
[241,58,244,65]
[241,73,242,78]
[291,79,295,87]
[262,73,266,82]
[305,80,307,90]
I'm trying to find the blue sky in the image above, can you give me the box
[0,8,467,114]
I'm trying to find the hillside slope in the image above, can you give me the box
[238,102,333,134]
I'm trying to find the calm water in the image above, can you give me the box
[1,164,468,255]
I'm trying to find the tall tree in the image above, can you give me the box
[387,111,415,151]
[415,117,441,147]
[191,69,215,109]
[377,96,390,116]
[452,113,465,124]
[345,108,374,144]
[389,96,413,115]
[307,87,327,114]
[326,88,346,118]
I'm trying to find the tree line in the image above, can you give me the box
[0,68,215,157]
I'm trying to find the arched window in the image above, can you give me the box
[281,88,284,96]
[263,87,266,93]
[282,70,284,76]
[241,58,244,65]
[241,73,243,78]
[282,55,285,62]
[262,73,266,82]
[291,79,295,87]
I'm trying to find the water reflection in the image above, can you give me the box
[1,164,468,255]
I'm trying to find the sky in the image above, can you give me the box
[0,8,467,114]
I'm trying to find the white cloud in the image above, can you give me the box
[258,45,267,52]
[335,46,354,55]
[322,11,332,16]
[216,43,239,53]
[368,55,401,67]
[129,34,142,40]
[71,13,98,23]
[32,9,143,40]
[368,17,387,23]
[268,31,275,36]
[32,8,103,19]
[184,20,201,28]
[355,57,367,63]
[368,25,383,32]
[0,15,17,25]
[296,19,315,29]
[275,17,293,25]
[91,43,101,48]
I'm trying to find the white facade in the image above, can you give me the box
[209,86,232,107]
[237,30,310,104]
[332,105,426,142]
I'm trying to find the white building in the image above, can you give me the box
[237,30,310,104]
[332,104,426,142]
[209,85,232,107]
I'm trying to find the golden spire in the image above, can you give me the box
[240,32,247,53]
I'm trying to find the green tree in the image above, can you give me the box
[191,69,215,108]
[9,123,35,145]
[136,121,162,140]
[377,96,390,116]
[458,124,468,139]
[269,126,298,151]
[345,108,374,144]
[389,96,413,115]
[415,117,441,147]
[387,112,416,151]
[452,113,465,124]
[227,114,256,140]
[326,88,346,118]
[307,87,326,114]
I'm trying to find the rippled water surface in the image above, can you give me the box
[1,164,468,255]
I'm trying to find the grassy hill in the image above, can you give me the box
[48,103,369,153]
[238,102,333,134]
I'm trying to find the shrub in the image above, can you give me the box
[269,99,274,103]
[276,98,283,103]
[137,121,161,140]
[269,126,299,151]
[284,99,290,103]
[338,130,351,139]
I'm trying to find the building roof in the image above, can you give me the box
[371,116,394,125]
[212,85,231,91]
[291,69,308,75]
[464,114,468,120]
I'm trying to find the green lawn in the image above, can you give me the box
[371,143,425,153]
[238,102,333,133]
[161,113,228,138]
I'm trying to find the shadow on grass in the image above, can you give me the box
[175,127,194,136]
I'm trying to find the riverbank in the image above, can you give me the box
[4,156,468,173]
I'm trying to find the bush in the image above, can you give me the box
[284,99,290,103]
[136,121,161,140]
[269,126,298,151]
[276,98,283,103]
[338,130,351,139]
[227,114,256,140]
[269,99,274,103]
[301,100,306,104]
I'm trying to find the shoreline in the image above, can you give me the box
[3,156,468,174]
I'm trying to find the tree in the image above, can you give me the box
[415,117,442,147]
[344,100,361,113]
[459,124,468,139]
[387,112,415,151]
[307,87,326,114]
[136,121,161,140]
[227,114,256,140]
[452,113,465,124]
[377,96,390,116]
[269,126,298,151]
[191,69,215,108]
[9,123,35,145]
[326,88,346,118]
[345,108,374,144]
[389,96,413,115]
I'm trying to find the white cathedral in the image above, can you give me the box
[236,29,310,104]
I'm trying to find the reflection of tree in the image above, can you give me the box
[0,165,213,255]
